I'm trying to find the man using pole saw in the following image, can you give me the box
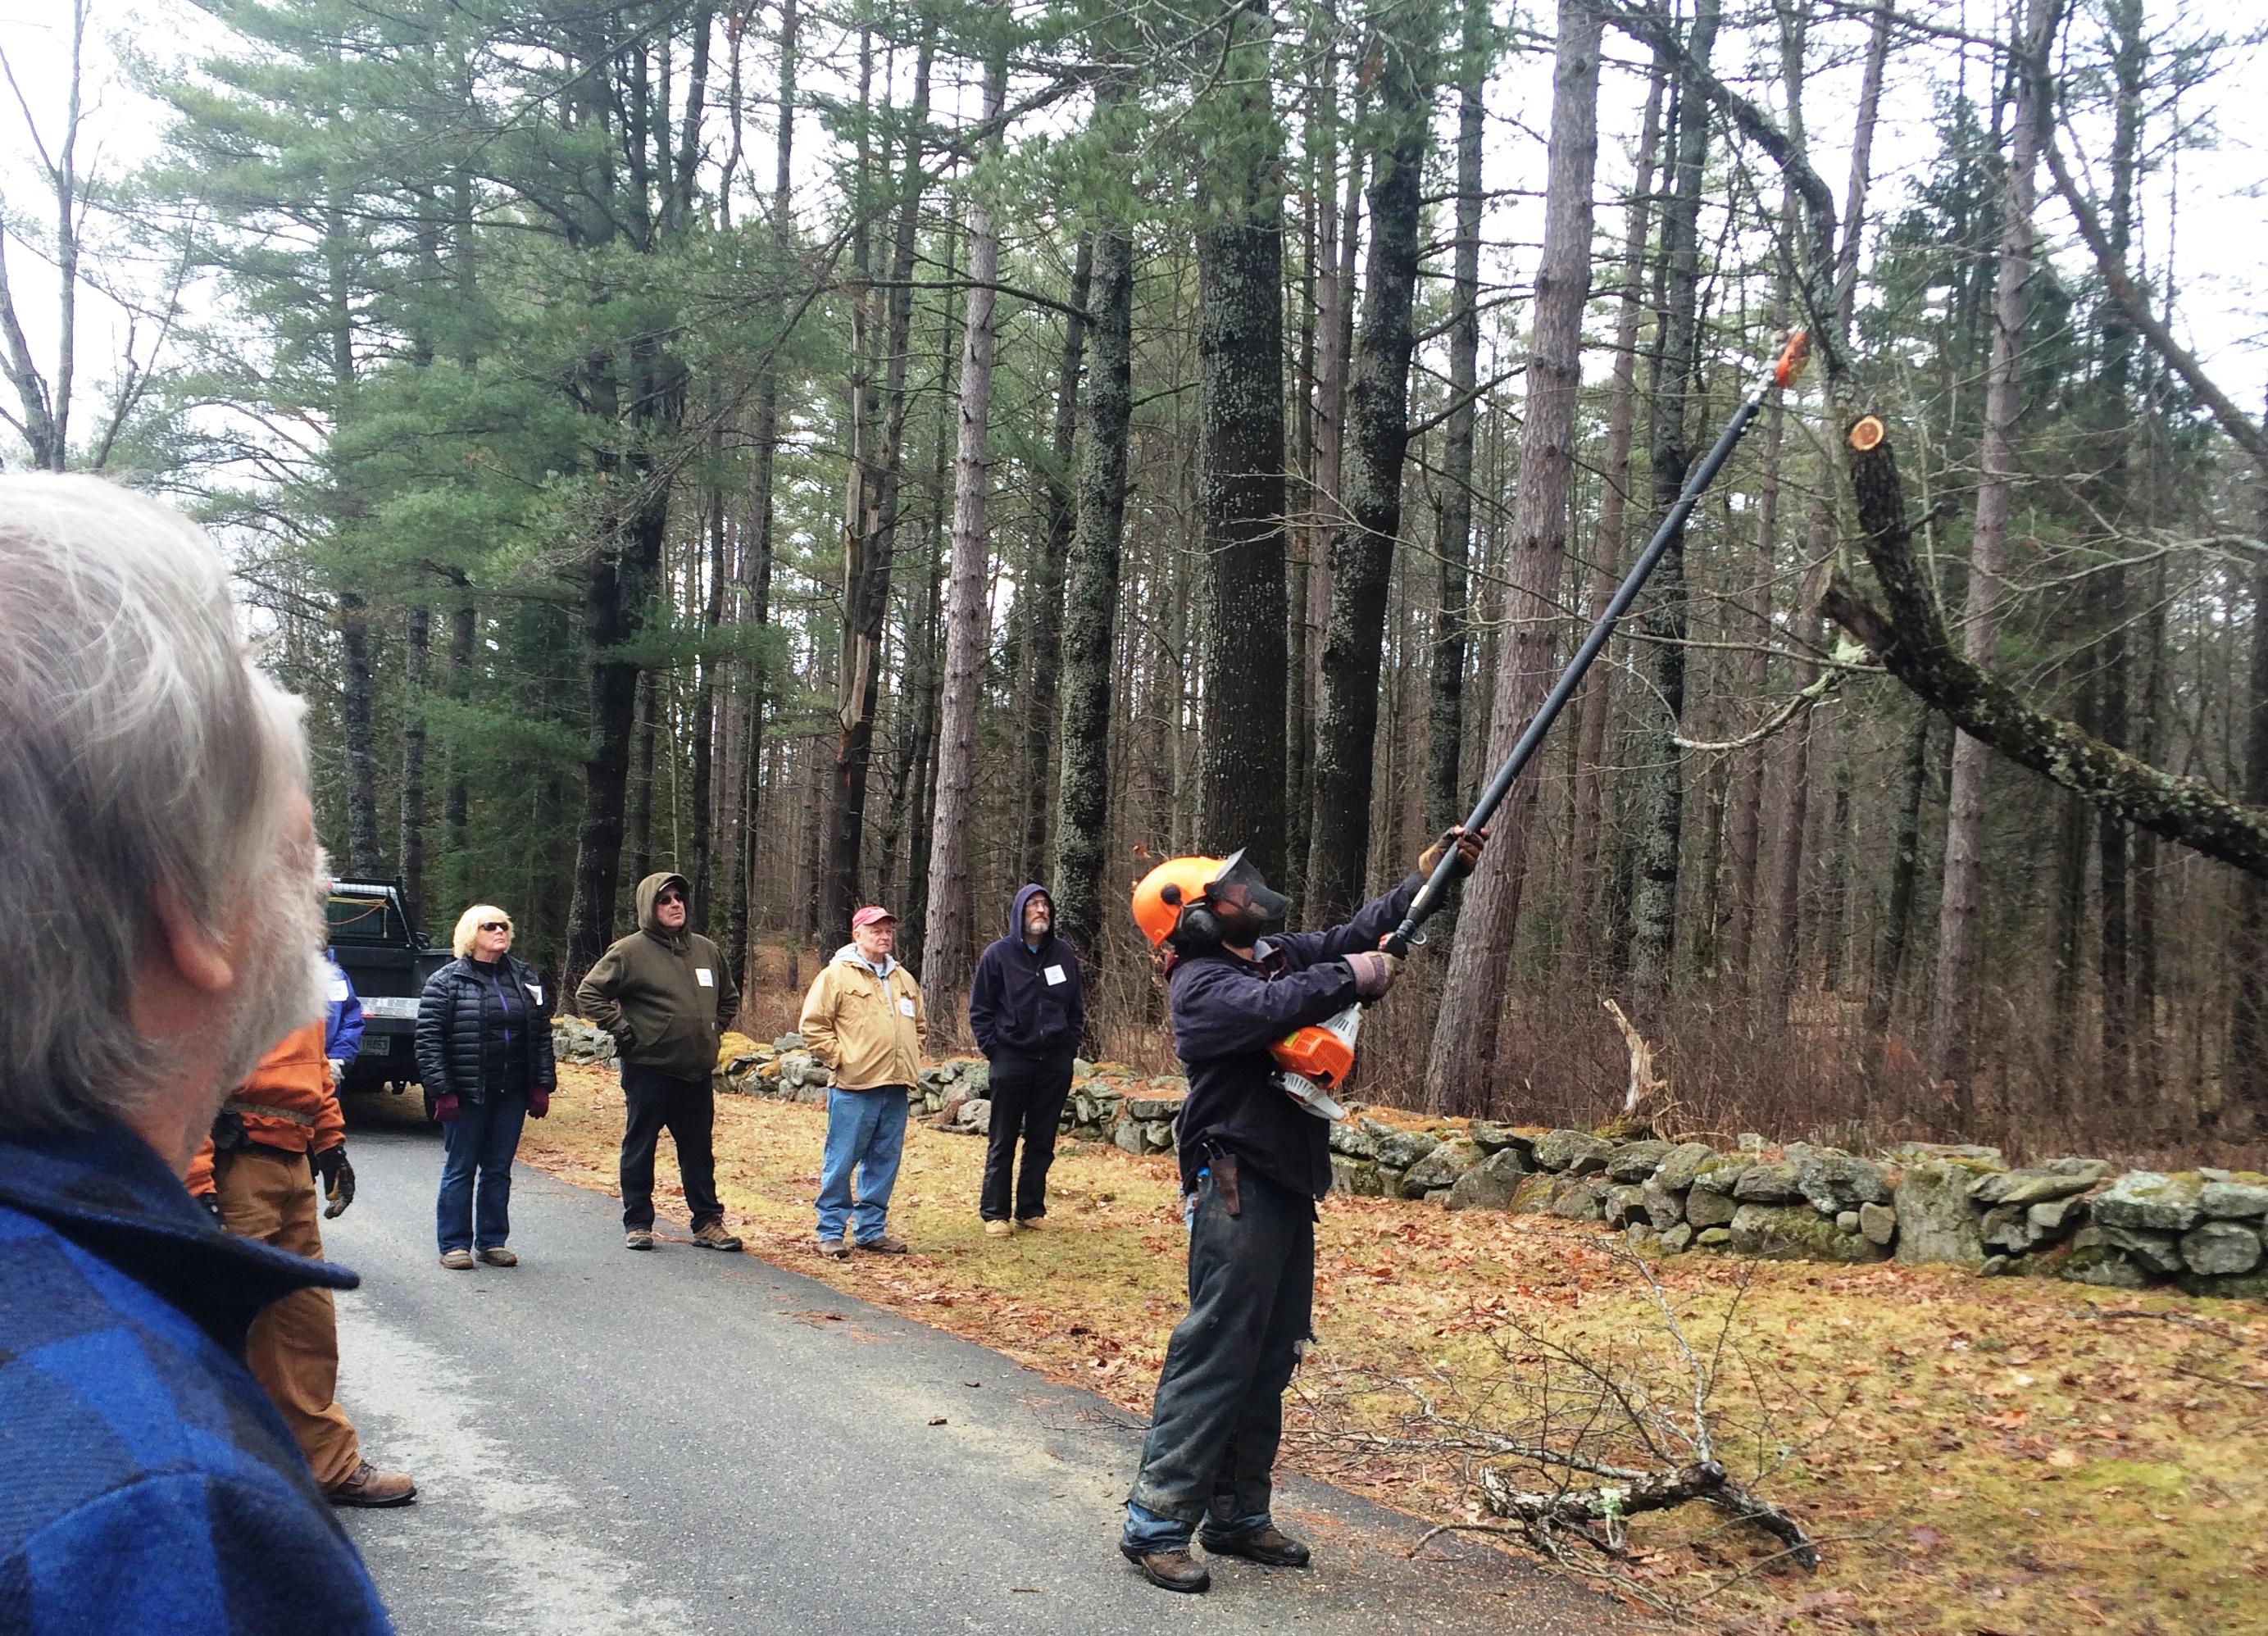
[1118,827,1484,1593]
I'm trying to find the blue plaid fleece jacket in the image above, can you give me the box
[0,1117,393,1634]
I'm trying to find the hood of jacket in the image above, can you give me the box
[1007,884,1054,948]
[832,941,897,979]
[635,871,693,946]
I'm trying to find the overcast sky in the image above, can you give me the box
[2,0,2261,462]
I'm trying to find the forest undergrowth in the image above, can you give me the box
[463,1057,2268,1634]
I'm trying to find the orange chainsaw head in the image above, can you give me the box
[1271,1023,1355,1088]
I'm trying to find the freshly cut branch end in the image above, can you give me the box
[1848,414,1885,452]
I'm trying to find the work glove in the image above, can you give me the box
[312,1143,357,1220]
[528,1088,552,1120]
[328,1059,346,1088]
[197,1192,225,1225]
[1417,825,1489,879]
[433,1093,461,1124]
[1343,949,1403,1000]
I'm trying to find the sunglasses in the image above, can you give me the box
[656,891,686,907]
[480,921,511,934]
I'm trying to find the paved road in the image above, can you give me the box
[325,1124,1625,1635]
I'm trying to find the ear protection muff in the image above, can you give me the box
[1158,882,1227,952]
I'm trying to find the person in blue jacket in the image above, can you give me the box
[0,471,393,1633]
[967,884,1085,1234]
[325,950,366,1088]
[1115,828,1483,1595]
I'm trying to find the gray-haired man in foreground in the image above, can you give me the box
[0,474,394,1633]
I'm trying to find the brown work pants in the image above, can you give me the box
[212,1145,361,1488]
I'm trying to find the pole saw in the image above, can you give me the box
[1274,330,1813,1120]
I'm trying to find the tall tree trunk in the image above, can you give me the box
[1305,5,1437,925]
[1195,0,1292,878]
[1570,55,1666,931]
[1021,237,1093,884]
[901,214,961,970]
[1422,0,1604,1114]
[1927,0,2064,1108]
[398,606,430,929]
[921,35,1007,1010]
[731,0,797,989]
[1052,85,1135,967]
[1625,0,1720,1014]
[2231,397,2268,1134]
[627,670,657,889]
[1866,708,1930,1043]
[689,456,725,925]
[339,589,383,875]
[443,592,474,897]
[1427,0,1490,843]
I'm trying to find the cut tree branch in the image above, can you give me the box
[1823,416,2268,879]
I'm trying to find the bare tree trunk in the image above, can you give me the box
[628,670,657,890]
[443,593,474,893]
[399,606,430,929]
[1306,7,1437,925]
[1052,90,1135,967]
[689,458,725,925]
[1927,0,2064,1107]
[921,35,1007,1009]
[1020,238,1093,884]
[1625,0,1720,1014]
[1423,0,1604,1114]
[1866,708,1929,1043]
[1570,56,1666,931]
[339,590,383,875]
[1427,0,1491,842]
[2232,402,2268,1134]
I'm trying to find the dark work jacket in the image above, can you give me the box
[0,1119,393,1635]
[1168,875,1424,1202]
[968,884,1085,1059]
[417,953,558,1106]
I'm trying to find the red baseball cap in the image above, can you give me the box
[851,905,898,929]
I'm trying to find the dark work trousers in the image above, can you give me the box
[619,1066,722,1232]
[1126,1160,1316,1534]
[979,1049,1074,1222]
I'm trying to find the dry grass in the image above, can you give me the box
[511,1061,2268,1634]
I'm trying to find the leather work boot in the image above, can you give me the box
[984,1220,1013,1238]
[439,1248,475,1270]
[476,1246,518,1266]
[1198,1525,1311,1568]
[816,1236,850,1260]
[625,1229,657,1252]
[691,1220,743,1252]
[326,1459,417,1508]
[1120,1543,1210,1593]
[853,1234,911,1255]
[1014,1216,1044,1230]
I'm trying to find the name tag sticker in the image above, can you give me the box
[898,996,916,1017]
[1043,965,1067,986]
[696,968,715,988]
[526,983,543,1005]
[327,976,349,1003]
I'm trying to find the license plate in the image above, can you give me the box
[360,1034,391,1056]
[361,996,418,1020]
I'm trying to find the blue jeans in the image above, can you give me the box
[816,1086,908,1245]
[1123,1159,1312,1550]
[436,1093,528,1253]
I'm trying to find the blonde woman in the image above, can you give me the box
[415,906,557,1269]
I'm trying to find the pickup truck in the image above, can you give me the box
[327,878,454,1116]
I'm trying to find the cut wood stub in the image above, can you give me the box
[1848,414,1885,452]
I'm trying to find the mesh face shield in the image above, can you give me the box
[1205,848,1289,943]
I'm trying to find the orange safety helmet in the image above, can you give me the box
[1130,854,1225,949]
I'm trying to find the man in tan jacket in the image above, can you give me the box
[798,905,925,1259]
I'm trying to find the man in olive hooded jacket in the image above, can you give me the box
[576,871,743,1252]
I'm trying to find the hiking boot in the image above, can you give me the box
[853,1234,910,1255]
[1120,1543,1210,1593]
[984,1220,1013,1238]
[1015,1216,1044,1230]
[475,1246,518,1266]
[326,1459,416,1508]
[816,1236,850,1260]
[691,1220,743,1252]
[1199,1525,1311,1568]
[439,1248,475,1270]
[625,1229,657,1252]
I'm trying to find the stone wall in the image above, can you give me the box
[549,1017,2267,1302]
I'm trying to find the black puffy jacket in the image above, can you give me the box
[416,955,558,1105]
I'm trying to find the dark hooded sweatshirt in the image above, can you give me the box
[1168,873,1424,1202]
[968,884,1086,1059]
[575,871,741,1081]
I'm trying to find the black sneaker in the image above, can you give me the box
[1120,1543,1210,1593]
[1198,1525,1311,1567]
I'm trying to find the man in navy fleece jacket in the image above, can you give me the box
[966,884,1085,1233]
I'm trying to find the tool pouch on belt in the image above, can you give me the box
[1211,1150,1242,1219]
[210,1106,250,1152]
